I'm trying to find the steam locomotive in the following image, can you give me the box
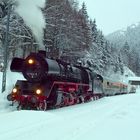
[7,50,132,110]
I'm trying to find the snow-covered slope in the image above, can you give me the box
[106,22,140,49]
[0,69,25,112]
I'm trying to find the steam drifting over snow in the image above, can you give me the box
[15,0,46,48]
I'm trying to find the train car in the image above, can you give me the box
[102,78,128,96]
[128,85,136,93]
[7,50,104,110]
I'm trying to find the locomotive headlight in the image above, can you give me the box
[28,59,34,65]
[12,88,18,93]
[36,89,42,95]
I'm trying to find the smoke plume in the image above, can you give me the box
[15,0,46,49]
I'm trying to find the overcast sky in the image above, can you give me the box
[78,0,140,35]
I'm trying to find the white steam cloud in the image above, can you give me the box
[15,0,46,49]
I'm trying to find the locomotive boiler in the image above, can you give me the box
[7,50,104,110]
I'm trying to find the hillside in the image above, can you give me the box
[106,22,140,76]
[106,22,140,50]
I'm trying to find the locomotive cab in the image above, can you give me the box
[88,71,103,94]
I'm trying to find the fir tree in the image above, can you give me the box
[120,41,130,66]
[90,19,98,43]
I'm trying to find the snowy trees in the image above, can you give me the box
[81,17,123,76]
[44,0,74,58]
[90,19,98,43]
[120,41,130,66]
[0,0,131,76]
[44,0,92,61]
[79,2,92,50]
[111,40,140,76]
[43,0,118,75]
[119,41,140,75]
[0,1,37,59]
[107,22,140,76]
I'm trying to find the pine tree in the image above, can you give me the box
[129,47,140,75]
[118,53,124,75]
[90,19,98,43]
[120,41,131,66]
[78,2,92,50]
[44,0,92,61]
[81,2,88,20]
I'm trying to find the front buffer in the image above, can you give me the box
[7,80,48,110]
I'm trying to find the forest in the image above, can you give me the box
[0,0,139,76]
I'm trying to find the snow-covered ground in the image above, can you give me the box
[0,69,140,140]
[0,92,140,140]
[0,72,140,140]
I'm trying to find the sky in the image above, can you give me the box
[78,0,140,35]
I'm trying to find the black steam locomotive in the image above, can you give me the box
[7,50,104,110]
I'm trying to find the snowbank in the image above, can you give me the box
[0,68,25,112]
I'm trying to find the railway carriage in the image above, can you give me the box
[102,78,128,96]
